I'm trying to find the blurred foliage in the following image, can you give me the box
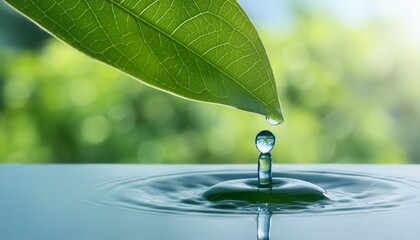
[1,3,419,164]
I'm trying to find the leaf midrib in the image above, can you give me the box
[107,0,279,116]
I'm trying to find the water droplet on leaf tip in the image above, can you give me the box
[265,116,281,126]
[255,130,275,154]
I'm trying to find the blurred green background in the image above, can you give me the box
[1,1,419,164]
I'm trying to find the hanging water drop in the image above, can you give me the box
[265,116,281,126]
[255,130,275,154]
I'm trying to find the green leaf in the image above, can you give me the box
[5,0,284,123]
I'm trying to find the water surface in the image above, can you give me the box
[0,164,419,240]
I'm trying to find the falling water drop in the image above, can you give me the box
[255,130,276,154]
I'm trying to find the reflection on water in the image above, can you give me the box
[257,204,272,240]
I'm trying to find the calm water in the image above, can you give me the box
[0,164,420,240]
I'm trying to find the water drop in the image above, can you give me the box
[255,130,275,154]
[265,116,281,126]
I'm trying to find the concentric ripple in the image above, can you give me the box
[85,170,420,215]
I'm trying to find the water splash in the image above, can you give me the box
[258,153,272,187]
[82,133,420,218]
[85,169,420,215]
[255,130,274,239]
[255,130,275,187]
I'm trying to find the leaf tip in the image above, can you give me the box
[265,106,284,126]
